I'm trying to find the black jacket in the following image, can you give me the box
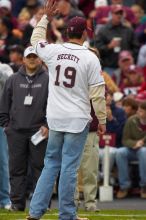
[95,21,139,68]
[0,65,49,131]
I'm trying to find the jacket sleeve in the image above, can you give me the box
[0,77,12,127]
[31,15,48,47]
[89,84,106,125]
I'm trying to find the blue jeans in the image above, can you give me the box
[0,127,10,206]
[116,147,146,189]
[29,125,89,220]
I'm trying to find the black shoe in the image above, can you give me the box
[9,204,25,211]
[26,216,39,220]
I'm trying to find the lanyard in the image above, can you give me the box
[25,76,34,95]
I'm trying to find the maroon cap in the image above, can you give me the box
[119,50,133,61]
[111,4,124,13]
[67,16,88,34]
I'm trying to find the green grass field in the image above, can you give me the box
[1,209,146,220]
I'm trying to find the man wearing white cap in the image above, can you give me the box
[0,46,49,211]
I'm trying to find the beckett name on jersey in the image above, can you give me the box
[57,53,80,63]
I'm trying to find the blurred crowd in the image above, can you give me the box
[1,0,146,211]
[1,0,146,98]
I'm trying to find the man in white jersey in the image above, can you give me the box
[27,1,106,220]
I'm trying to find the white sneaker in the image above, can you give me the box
[0,203,11,210]
[4,204,11,210]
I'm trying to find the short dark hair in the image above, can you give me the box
[139,101,146,111]
[67,31,83,39]
[122,97,138,111]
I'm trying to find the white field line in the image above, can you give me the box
[1,213,146,217]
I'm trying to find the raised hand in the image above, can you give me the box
[44,0,58,22]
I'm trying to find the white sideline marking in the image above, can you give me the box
[1,213,146,217]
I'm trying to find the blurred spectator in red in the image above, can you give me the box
[134,44,146,102]
[138,83,146,94]
[135,91,146,103]
[0,16,20,63]
[120,64,144,96]
[113,50,134,87]
[95,0,137,29]
[95,5,139,75]
[136,46,146,100]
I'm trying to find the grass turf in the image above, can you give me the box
[1,209,146,220]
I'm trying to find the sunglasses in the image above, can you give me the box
[121,58,131,62]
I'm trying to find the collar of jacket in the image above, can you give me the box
[17,65,46,77]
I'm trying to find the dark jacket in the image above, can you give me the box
[122,114,146,148]
[95,21,139,68]
[0,65,49,131]
[106,102,127,147]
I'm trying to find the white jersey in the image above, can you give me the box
[35,41,105,132]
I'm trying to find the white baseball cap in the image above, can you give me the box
[0,0,12,10]
[113,92,124,102]
[24,46,37,58]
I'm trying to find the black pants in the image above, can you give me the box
[5,128,47,210]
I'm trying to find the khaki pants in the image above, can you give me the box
[75,132,99,208]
